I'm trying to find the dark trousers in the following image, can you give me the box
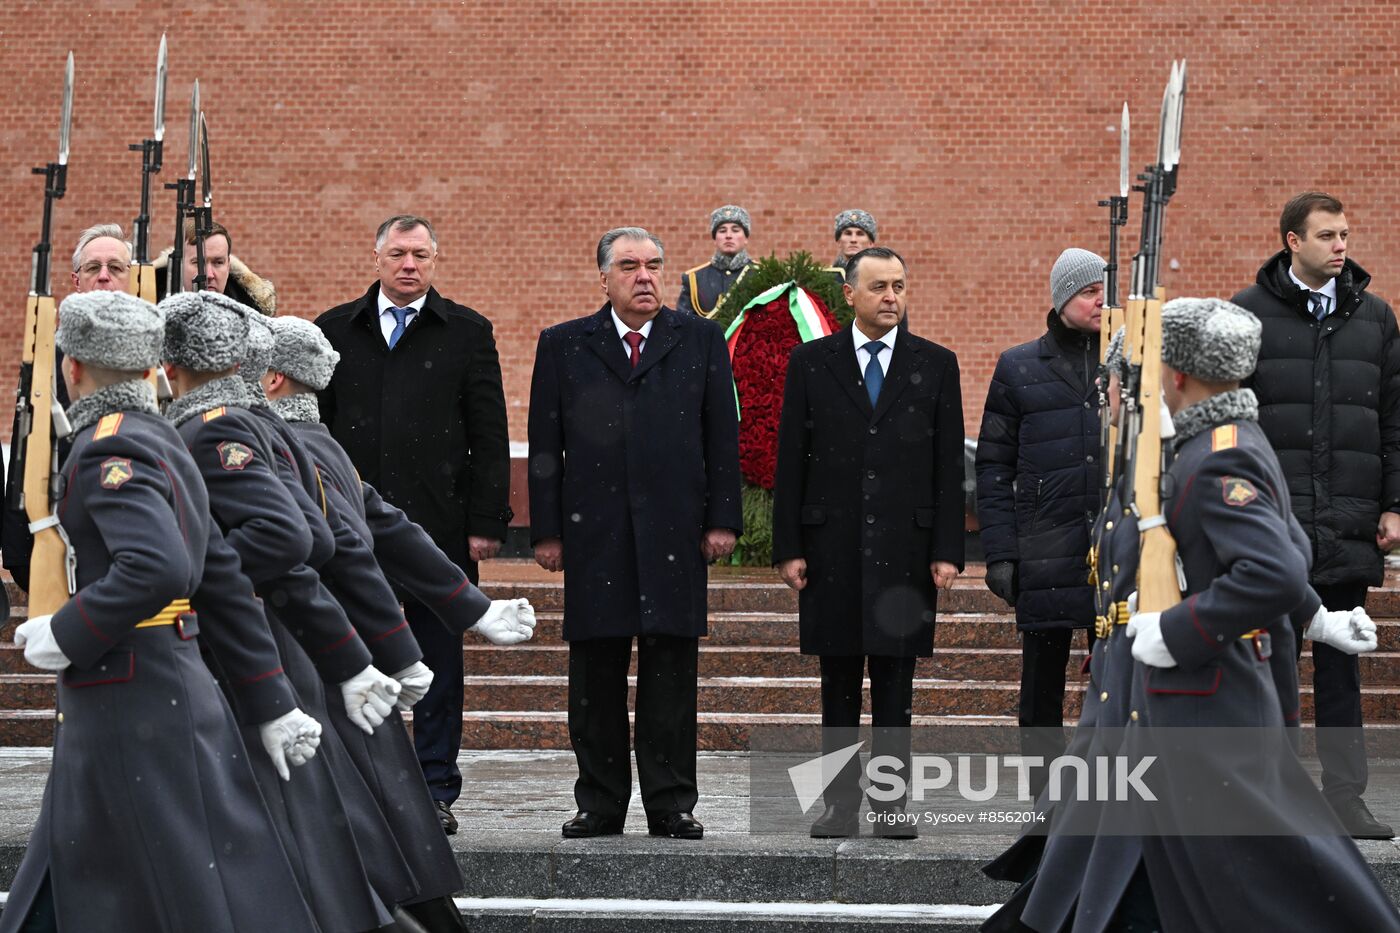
[1299,582,1368,802]
[405,576,472,806]
[819,654,917,810]
[1019,627,1096,800]
[567,634,699,820]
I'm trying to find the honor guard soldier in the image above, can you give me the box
[827,209,878,278]
[161,290,429,933]
[676,204,755,316]
[250,313,536,933]
[2,290,321,933]
[1072,299,1397,933]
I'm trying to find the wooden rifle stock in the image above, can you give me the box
[20,292,70,615]
[1132,287,1181,613]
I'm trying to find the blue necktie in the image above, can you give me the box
[863,343,885,406]
[388,306,410,348]
[1310,293,1329,321]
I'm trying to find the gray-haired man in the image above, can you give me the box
[528,227,742,840]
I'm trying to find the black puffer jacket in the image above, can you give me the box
[1234,251,1400,587]
[975,310,1101,631]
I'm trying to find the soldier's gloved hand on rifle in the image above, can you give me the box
[391,661,434,711]
[1126,610,1177,668]
[258,708,323,782]
[472,598,537,646]
[1305,605,1378,655]
[984,561,1018,608]
[14,615,70,672]
[339,665,402,734]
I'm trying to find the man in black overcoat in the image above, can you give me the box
[316,214,513,834]
[527,226,742,840]
[772,246,965,838]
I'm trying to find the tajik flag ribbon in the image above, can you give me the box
[723,282,834,419]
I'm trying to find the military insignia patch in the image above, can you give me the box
[217,441,254,471]
[1221,476,1257,507]
[99,457,134,489]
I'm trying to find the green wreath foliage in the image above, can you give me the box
[733,482,775,566]
[709,251,853,330]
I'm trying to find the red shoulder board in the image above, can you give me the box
[217,441,255,471]
[100,457,134,489]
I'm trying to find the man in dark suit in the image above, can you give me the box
[316,214,512,835]
[527,226,742,841]
[772,246,965,839]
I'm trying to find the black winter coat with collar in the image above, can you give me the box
[1234,251,1400,588]
[974,310,1101,632]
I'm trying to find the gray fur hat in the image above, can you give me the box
[710,205,751,237]
[56,290,164,370]
[1104,325,1127,378]
[242,313,275,379]
[1051,248,1106,314]
[269,316,340,391]
[834,209,877,241]
[160,290,251,372]
[1161,297,1262,382]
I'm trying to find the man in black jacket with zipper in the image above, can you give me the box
[1233,191,1400,839]
[316,214,513,836]
[975,247,1104,800]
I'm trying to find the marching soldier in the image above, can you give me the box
[245,312,536,933]
[160,290,427,933]
[1074,299,1397,932]
[2,290,320,933]
[676,204,755,316]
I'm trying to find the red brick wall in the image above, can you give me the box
[1,1,1397,442]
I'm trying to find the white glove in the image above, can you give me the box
[258,708,323,781]
[1126,611,1178,668]
[339,665,401,734]
[1305,605,1378,655]
[391,661,434,711]
[14,615,70,671]
[471,598,537,646]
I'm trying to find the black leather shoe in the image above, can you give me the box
[809,804,860,838]
[1332,795,1395,840]
[871,808,919,839]
[435,800,458,836]
[647,811,705,839]
[561,810,625,838]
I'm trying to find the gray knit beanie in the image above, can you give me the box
[710,205,751,237]
[269,316,340,391]
[160,290,251,372]
[1050,248,1106,314]
[834,209,877,242]
[1161,297,1261,382]
[56,291,165,370]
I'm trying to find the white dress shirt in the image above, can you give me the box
[1288,267,1338,317]
[611,309,654,360]
[378,291,428,345]
[852,325,897,376]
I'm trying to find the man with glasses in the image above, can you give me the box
[316,214,512,837]
[527,227,742,840]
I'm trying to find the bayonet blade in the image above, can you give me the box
[1119,102,1130,198]
[154,33,167,142]
[58,52,73,165]
[187,79,199,180]
[1171,60,1187,169]
[199,112,211,209]
[1156,63,1171,169]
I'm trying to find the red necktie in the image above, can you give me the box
[625,331,644,369]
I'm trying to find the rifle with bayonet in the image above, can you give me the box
[1096,101,1131,508]
[11,54,78,615]
[164,79,199,295]
[191,111,212,291]
[1120,60,1187,614]
[128,33,166,303]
